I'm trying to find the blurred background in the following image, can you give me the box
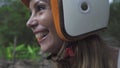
[0,0,120,68]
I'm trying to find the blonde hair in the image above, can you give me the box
[50,34,114,68]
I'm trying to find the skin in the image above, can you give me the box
[25,1,119,67]
[27,0,63,53]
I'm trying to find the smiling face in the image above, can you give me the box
[27,0,63,53]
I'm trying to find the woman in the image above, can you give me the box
[21,0,119,68]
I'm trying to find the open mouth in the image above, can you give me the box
[35,30,49,43]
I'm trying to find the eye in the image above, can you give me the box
[36,4,46,12]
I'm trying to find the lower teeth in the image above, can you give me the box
[36,33,48,42]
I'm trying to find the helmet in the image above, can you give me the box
[22,0,110,41]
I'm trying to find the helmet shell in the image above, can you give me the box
[21,0,110,41]
[51,0,110,41]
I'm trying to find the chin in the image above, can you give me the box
[40,43,53,53]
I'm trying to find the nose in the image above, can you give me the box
[26,18,38,29]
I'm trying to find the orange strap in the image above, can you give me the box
[50,0,68,41]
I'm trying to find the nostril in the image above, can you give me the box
[26,20,38,29]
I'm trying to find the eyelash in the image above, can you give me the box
[36,5,46,12]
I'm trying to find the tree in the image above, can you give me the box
[0,0,36,46]
[108,2,120,41]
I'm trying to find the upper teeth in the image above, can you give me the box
[35,32,48,39]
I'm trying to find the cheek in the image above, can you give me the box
[49,36,63,53]
[47,13,54,27]
[39,12,54,27]
[46,14,57,35]
[40,34,62,53]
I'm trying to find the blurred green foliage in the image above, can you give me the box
[0,0,120,61]
[108,2,120,41]
[0,0,36,46]
[0,0,42,61]
[0,43,41,61]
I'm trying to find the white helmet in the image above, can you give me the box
[22,0,110,41]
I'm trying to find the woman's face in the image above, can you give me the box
[27,0,63,53]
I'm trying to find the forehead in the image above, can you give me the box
[29,0,50,10]
[29,0,49,7]
[30,0,49,3]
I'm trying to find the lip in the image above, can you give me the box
[33,28,48,34]
[37,33,48,43]
[33,29,49,43]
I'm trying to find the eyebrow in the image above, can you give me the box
[33,0,49,8]
[40,0,49,2]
